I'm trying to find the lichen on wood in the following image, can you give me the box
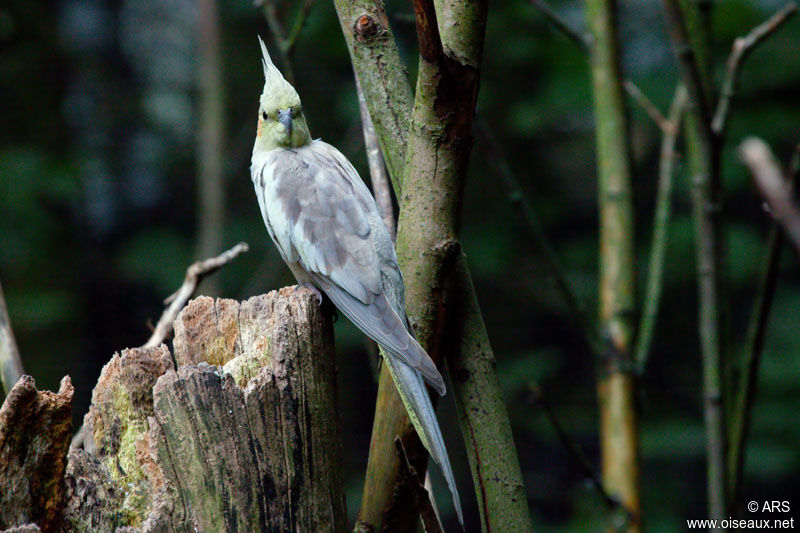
[146,288,346,532]
[80,345,173,527]
[51,287,344,532]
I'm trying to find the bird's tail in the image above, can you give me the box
[382,350,464,526]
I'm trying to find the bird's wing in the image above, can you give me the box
[252,141,444,393]
[253,141,462,525]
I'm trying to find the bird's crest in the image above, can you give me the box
[258,36,301,109]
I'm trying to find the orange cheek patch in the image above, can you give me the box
[257,119,263,137]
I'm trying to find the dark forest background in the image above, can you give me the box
[1,0,798,530]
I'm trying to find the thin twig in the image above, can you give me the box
[728,143,799,509]
[392,438,444,533]
[634,85,688,372]
[624,80,672,135]
[259,0,317,84]
[355,74,396,240]
[711,3,798,135]
[661,0,714,140]
[528,0,591,50]
[384,437,442,533]
[726,225,783,507]
[740,138,800,255]
[476,120,603,359]
[662,2,727,524]
[528,384,633,522]
[147,243,250,348]
[528,0,672,134]
[0,280,25,396]
[261,3,295,84]
[71,242,250,450]
[423,472,444,530]
[284,0,317,57]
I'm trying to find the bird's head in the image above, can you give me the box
[253,37,311,153]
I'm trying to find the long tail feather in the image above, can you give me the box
[382,351,464,526]
[305,271,462,524]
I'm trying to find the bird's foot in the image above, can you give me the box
[295,282,323,306]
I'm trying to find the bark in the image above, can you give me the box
[333,0,414,195]
[5,288,345,532]
[335,1,530,530]
[0,376,74,533]
[584,0,641,530]
[147,289,345,532]
[80,345,174,527]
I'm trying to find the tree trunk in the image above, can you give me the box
[1,287,346,533]
[584,0,641,530]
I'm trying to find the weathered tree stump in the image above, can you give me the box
[68,344,173,530]
[0,376,73,532]
[1,287,346,532]
[146,290,347,532]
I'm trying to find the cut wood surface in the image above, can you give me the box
[147,288,346,532]
[1,287,345,533]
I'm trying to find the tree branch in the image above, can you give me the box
[726,226,783,509]
[391,439,443,533]
[528,0,591,50]
[584,0,641,530]
[196,0,226,296]
[284,0,317,57]
[335,1,529,529]
[740,138,800,254]
[528,0,669,135]
[728,141,799,511]
[711,3,798,136]
[528,384,635,526]
[476,120,602,357]
[355,74,396,240]
[623,80,672,135]
[634,85,689,371]
[661,0,714,139]
[259,0,318,84]
[662,1,727,522]
[0,280,24,397]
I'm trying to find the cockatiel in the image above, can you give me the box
[250,38,463,524]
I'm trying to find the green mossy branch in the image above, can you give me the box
[334,0,531,530]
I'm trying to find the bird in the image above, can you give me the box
[250,37,463,525]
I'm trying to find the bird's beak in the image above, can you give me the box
[278,109,293,139]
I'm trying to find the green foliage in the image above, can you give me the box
[1,0,799,529]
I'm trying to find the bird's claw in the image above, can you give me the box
[295,282,323,306]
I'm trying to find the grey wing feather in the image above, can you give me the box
[308,271,445,395]
[262,141,445,391]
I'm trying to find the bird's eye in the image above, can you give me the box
[261,111,268,120]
